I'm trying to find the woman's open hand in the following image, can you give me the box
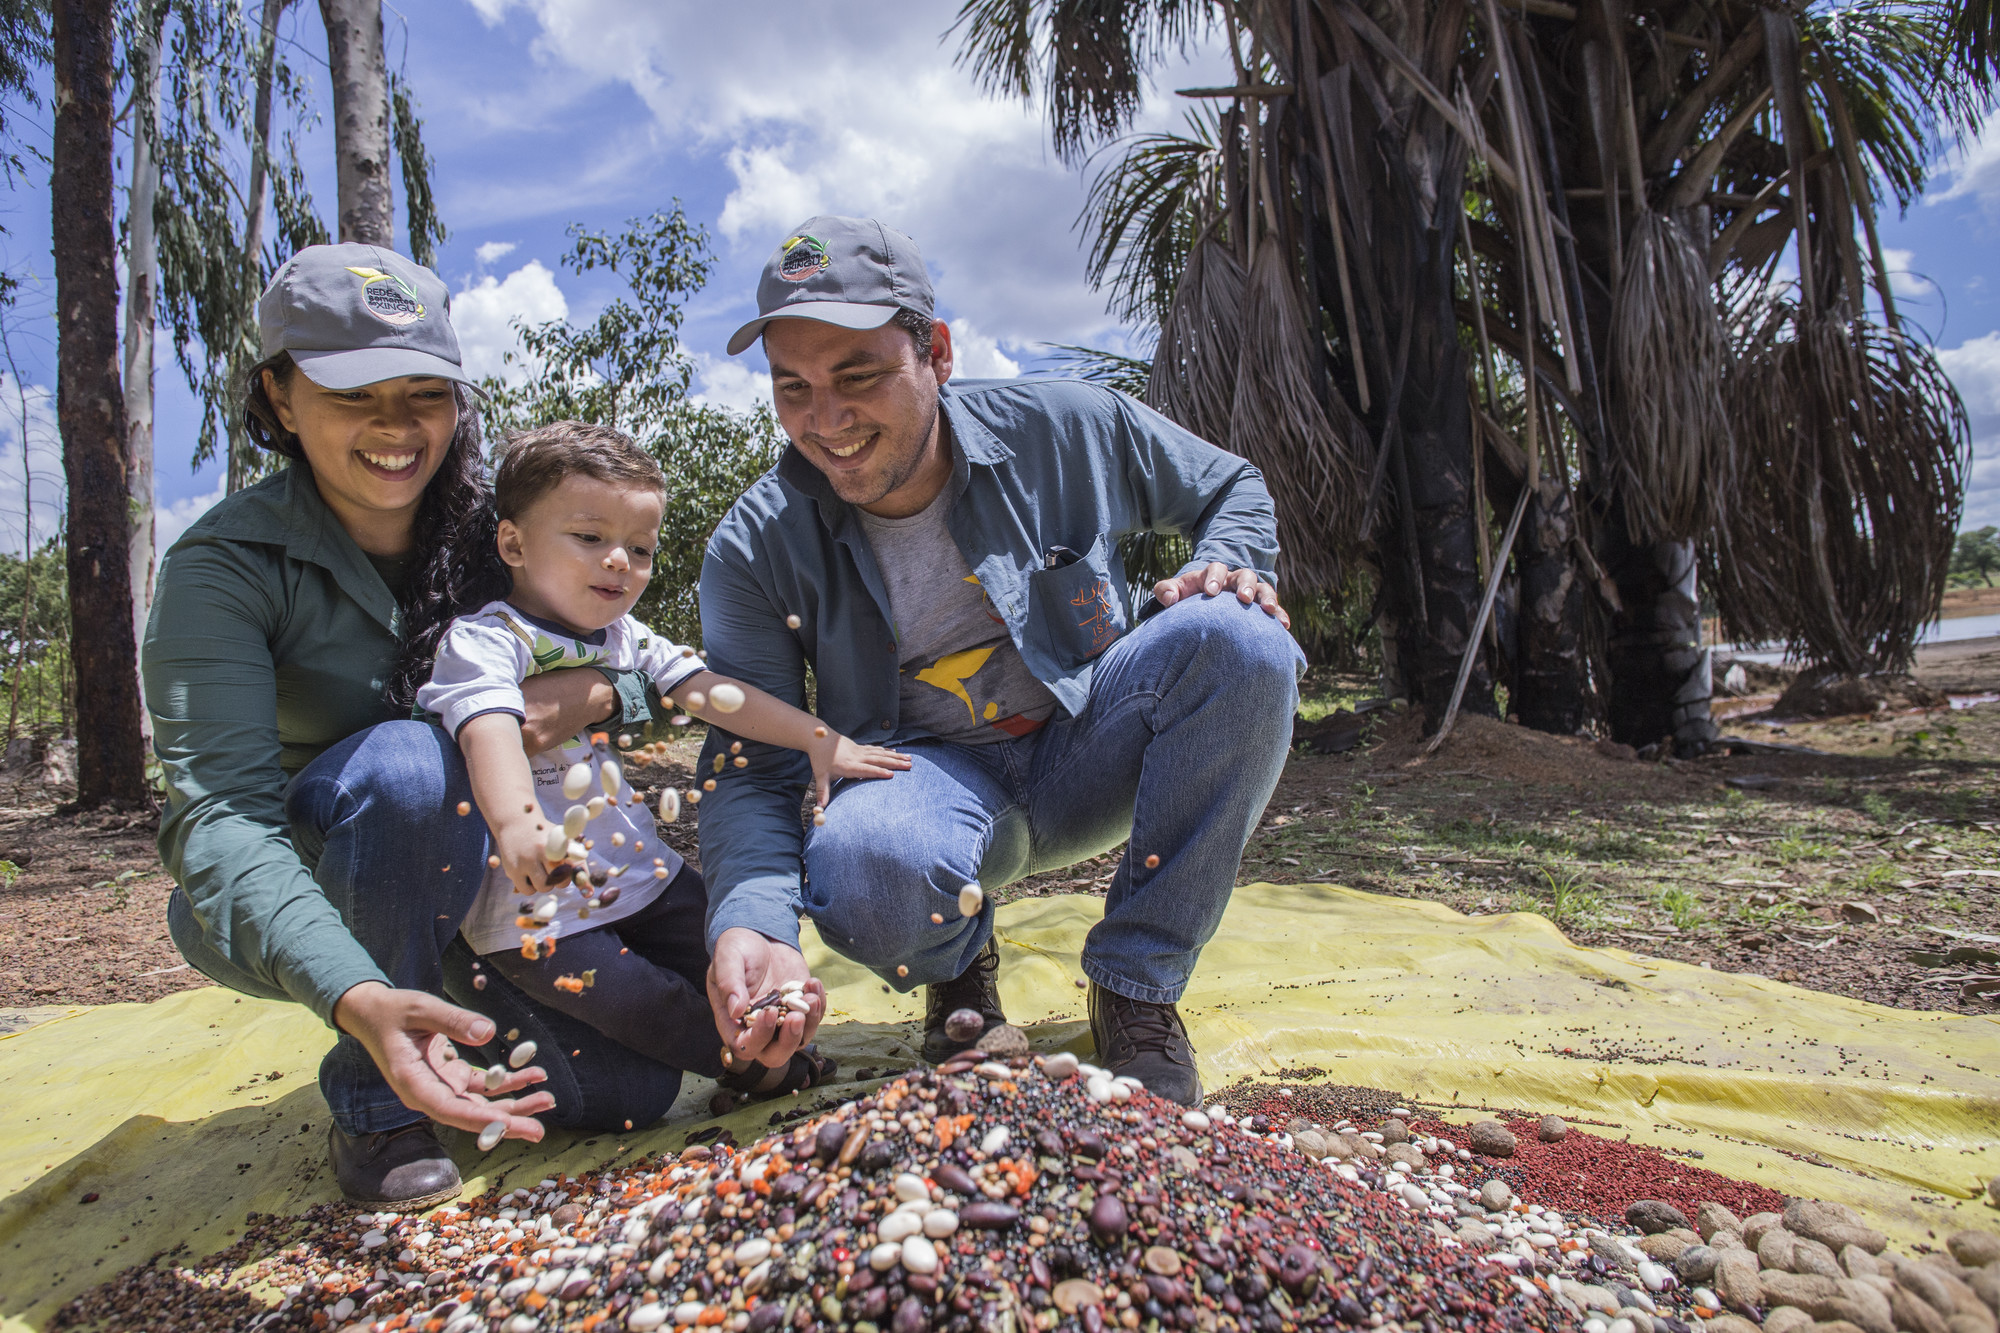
[333,981,554,1142]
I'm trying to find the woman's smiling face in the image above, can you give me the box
[266,370,458,550]
[496,473,666,636]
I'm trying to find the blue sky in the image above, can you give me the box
[0,0,1996,557]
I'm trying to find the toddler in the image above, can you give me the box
[418,421,907,1100]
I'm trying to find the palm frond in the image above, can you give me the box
[1711,299,1970,672]
[1077,111,1225,325]
[1607,209,1732,541]
[1041,342,1155,397]
[949,0,1214,162]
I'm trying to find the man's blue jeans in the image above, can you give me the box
[166,721,691,1138]
[804,591,1304,1003]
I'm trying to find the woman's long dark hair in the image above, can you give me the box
[243,352,510,709]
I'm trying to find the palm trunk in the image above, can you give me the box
[124,3,162,738]
[318,0,393,247]
[1599,516,1717,754]
[1513,478,1590,733]
[52,0,148,806]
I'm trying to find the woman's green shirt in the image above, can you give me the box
[143,467,408,1025]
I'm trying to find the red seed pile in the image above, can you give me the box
[50,1058,1579,1333]
[1218,1083,1787,1228]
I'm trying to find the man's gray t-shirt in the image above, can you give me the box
[857,488,1059,744]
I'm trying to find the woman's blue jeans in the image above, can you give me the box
[166,720,693,1138]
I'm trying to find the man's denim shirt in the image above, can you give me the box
[694,376,1288,951]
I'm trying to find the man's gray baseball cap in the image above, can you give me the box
[258,242,485,396]
[726,216,934,355]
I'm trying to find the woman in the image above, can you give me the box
[144,244,822,1210]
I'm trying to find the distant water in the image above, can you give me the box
[1722,611,2000,665]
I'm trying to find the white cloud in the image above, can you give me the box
[1929,119,2000,215]
[0,373,67,557]
[452,260,570,383]
[475,240,519,265]
[154,480,227,554]
[462,1,1232,359]
[1879,248,1936,300]
[1939,331,2000,529]
[946,319,1021,380]
[689,354,773,416]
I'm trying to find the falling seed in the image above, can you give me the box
[659,788,680,823]
[477,1120,506,1152]
[507,1040,538,1069]
[685,690,706,710]
[958,883,983,918]
[544,827,568,862]
[523,802,534,813]
[566,839,587,862]
[487,855,501,869]
[672,715,690,726]
[680,646,695,657]
[687,790,700,804]
[708,682,746,713]
[562,762,592,800]
[520,937,540,960]
[456,801,471,816]
[733,756,748,768]
[653,866,668,879]
[505,1028,519,1042]
[617,733,632,748]
[585,795,607,820]
[653,857,665,866]
[582,969,596,987]
[944,1008,985,1043]
[786,614,802,629]
[1145,854,1160,869]
[482,1065,507,1093]
[534,897,558,922]
[473,973,488,990]
[634,840,645,852]
[563,805,588,839]
[729,741,742,755]
[813,726,827,739]
[930,912,943,924]
[812,811,827,826]
[896,964,909,977]
[623,1119,633,1130]
[703,779,716,792]
[1074,978,1086,988]
[611,832,626,847]
[712,755,725,774]
[598,886,621,907]
[600,761,621,797]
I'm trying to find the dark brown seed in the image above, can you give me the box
[1088,1194,1129,1244]
[748,1304,785,1332]
[933,1162,978,1197]
[815,1118,848,1160]
[553,1203,584,1227]
[960,1200,1020,1230]
[770,1172,806,1201]
[1278,1245,1320,1297]
[1070,1128,1108,1159]
[1030,1254,1052,1290]
[943,1007,986,1042]
[1143,1245,1183,1277]
[856,1139,896,1173]
[892,1296,928,1333]
[837,1125,868,1166]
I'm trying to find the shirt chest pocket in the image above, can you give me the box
[1027,532,1129,670]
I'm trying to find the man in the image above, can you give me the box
[698,217,1303,1106]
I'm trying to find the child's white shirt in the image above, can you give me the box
[416,600,708,954]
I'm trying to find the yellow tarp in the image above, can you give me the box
[3,884,1997,1330]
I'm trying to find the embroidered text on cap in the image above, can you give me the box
[347,266,426,326]
[776,235,831,283]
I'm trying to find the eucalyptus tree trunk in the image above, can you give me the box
[318,0,393,247]
[124,2,161,737]
[52,0,149,806]
[230,0,291,494]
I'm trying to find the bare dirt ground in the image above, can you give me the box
[2,639,1994,1020]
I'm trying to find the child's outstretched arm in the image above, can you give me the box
[672,669,910,808]
[459,714,558,897]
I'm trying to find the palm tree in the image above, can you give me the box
[956,0,1976,749]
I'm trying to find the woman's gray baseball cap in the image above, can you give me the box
[726,216,934,355]
[258,242,486,397]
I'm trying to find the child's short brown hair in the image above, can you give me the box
[494,421,666,521]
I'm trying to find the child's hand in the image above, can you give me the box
[810,735,911,808]
[491,815,559,899]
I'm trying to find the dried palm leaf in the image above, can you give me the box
[1711,298,1969,673]
[1223,240,1365,594]
[1147,234,1245,449]
[1607,209,1731,542]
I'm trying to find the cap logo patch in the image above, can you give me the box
[776,234,830,283]
[346,266,426,326]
